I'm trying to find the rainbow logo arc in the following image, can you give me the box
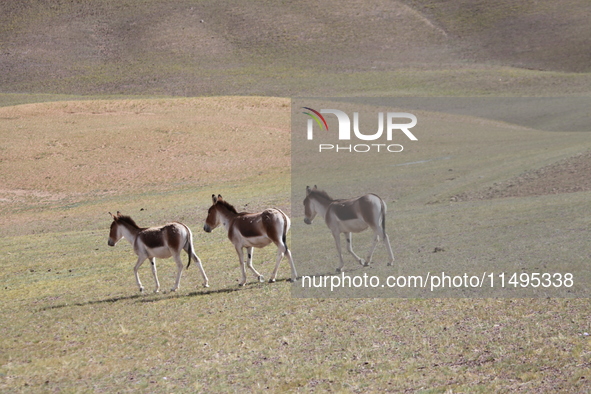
[302,107,329,131]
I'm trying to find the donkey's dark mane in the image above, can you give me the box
[117,215,141,229]
[311,189,333,201]
[217,199,239,214]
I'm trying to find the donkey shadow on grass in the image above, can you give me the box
[37,279,293,311]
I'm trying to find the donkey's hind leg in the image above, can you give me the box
[365,233,380,267]
[171,253,184,292]
[366,227,395,267]
[285,247,297,282]
[189,250,209,288]
[269,243,285,283]
[269,242,298,283]
[382,232,395,267]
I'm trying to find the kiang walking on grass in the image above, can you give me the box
[203,194,298,286]
[108,211,209,293]
[303,185,395,272]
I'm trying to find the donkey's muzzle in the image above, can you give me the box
[203,224,212,233]
[107,239,115,247]
[304,218,312,225]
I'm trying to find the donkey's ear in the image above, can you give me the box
[212,194,217,203]
[313,185,318,190]
[109,212,116,219]
[116,211,122,217]
[217,194,223,201]
[306,186,311,195]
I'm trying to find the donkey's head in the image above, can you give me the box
[303,185,318,225]
[203,194,223,233]
[108,211,123,246]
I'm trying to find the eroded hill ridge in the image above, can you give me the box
[454,150,591,201]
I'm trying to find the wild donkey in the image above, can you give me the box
[203,195,298,286]
[108,211,209,292]
[303,186,395,272]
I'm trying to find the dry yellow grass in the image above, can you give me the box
[0,97,290,199]
[0,97,291,236]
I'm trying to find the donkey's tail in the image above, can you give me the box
[180,223,193,269]
[186,237,193,269]
[275,208,291,251]
[380,197,388,236]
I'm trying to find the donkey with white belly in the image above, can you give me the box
[203,195,297,286]
[303,185,395,272]
[108,211,209,292]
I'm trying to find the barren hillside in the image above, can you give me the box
[1,0,589,97]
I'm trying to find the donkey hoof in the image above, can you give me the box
[268,278,276,283]
[203,283,210,288]
[359,259,366,266]
[258,275,265,283]
[363,261,370,267]
[336,267,342,273]
[387,262,393,266]
[139,287,145,293]
[154,289,160,293]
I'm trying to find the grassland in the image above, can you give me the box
[1,0,591,392]
[1,97,591,392]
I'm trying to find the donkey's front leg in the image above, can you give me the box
[246,247,264,283]
[333,231,346,273]
[235,246,248,286]
[345,232,365,266]
[149,257,161,293]
[134,256,148,292]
